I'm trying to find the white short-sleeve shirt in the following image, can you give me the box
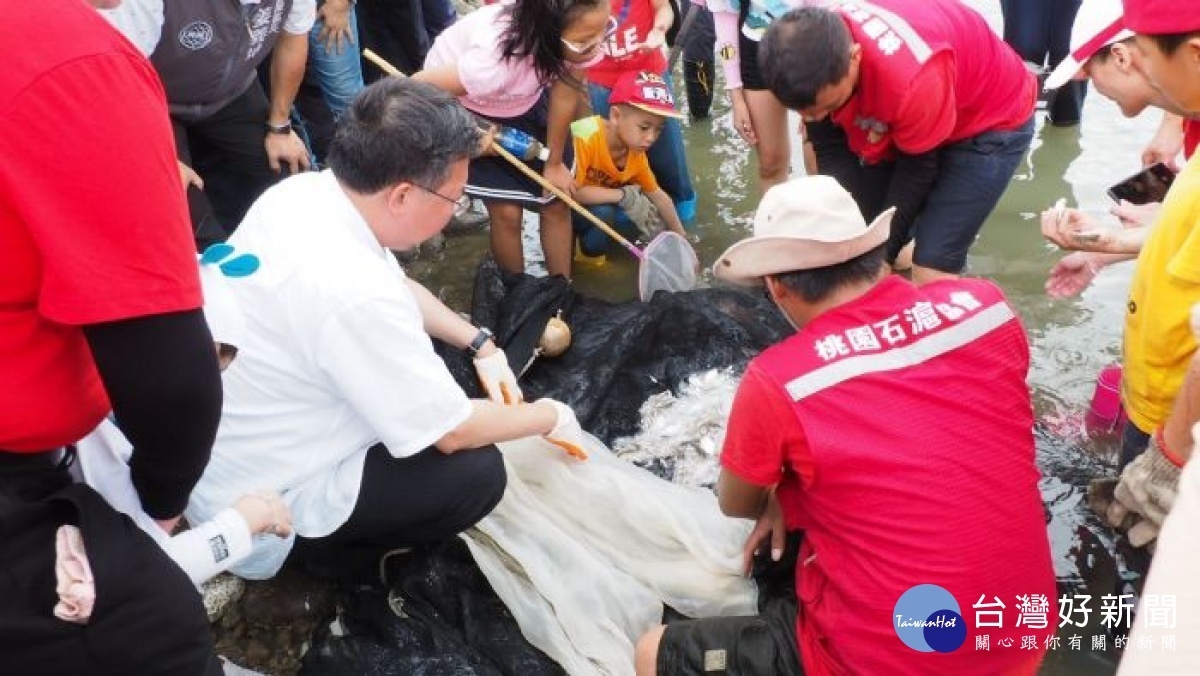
[185,171,472,579]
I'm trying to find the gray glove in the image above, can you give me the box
[1105,435,1182,547]
[617,185,664,239]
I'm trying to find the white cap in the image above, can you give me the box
[713,175,893,286]
[1044,0,1135,90]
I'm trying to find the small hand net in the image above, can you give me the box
[638,231,699,301]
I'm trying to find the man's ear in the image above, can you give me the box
[1112,42,1135,72]
[1187,36,1200,68]
[386,182,411,214]
[764,275,784,303]
[848,42,863,69]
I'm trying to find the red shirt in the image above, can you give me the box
[587,0,669,89]
[1185,118,1199,159]
[831,0,1035,163]
[723,276,1055,676]
[0,0,201,452]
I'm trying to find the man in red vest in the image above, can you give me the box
[760,1,1036,286]
[634,175,1056,676]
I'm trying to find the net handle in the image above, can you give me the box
[363,48,646,261]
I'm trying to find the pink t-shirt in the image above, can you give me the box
[424,3,602,118]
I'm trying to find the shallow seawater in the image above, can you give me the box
[403,2,1169,671]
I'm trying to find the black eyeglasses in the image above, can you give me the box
[414,184,472,217]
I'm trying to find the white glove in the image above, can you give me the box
[542,399,588,460]
[474,349,523,404]
[618,185,664,239]
[1106,434,1182,547]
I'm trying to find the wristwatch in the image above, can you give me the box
[466,327,494,356]
[265,121,293,135]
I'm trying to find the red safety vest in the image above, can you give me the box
[830,0,1035,164]
[753,276,1055,675]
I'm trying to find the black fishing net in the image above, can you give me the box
[442,259,791,445]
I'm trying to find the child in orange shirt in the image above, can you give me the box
[573,70,689,258]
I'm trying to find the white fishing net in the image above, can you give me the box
[464,429,755,676]
[639,231,699,301]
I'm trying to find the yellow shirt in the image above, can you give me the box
[570,115,659,193]
[1123,155,1200,431]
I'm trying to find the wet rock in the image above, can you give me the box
[203,574,245,622]
[211,568,336,675]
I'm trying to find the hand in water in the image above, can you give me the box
[1045,252,1099,299]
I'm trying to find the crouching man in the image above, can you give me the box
[184,78,586,583]
[635,176,1056,675]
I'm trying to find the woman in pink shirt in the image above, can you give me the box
[416,0,614,278]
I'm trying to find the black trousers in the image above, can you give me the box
[172,82,282,250]
[289,443,507,582]
[0,454,221,675]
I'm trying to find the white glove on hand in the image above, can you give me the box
[474,349,523,404]
[1107,435,1182,547]
[542,399,587,460]
[618,185,664,239]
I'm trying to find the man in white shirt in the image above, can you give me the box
[186,77,586,582]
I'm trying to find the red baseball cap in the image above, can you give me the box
[1045,0,1133,90]
[609,71,684,120]
[1122,0,1200,34]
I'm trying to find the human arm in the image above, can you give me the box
[435,398,575,454]
[405,278,495,352]
[404,278,521,403]
[1106,347,1200,545]
[1111,199,1162,229]
[1162,341,1200,465]
[646,188,686,236]
[84,311,223,527]
[1143,112,1185,171]
[637,0,675,52]
[317,0,355,54]
[717,366,809,570]
[877,55,955,240]
[1044,251,1137,298]
[881,150,939,259]
[1040,206,1150,254]
[711,8,742,91]
[160,493,291,585]
[411,64,470,96]
[710,8,755,143]
[546,77,582,196]
[265,31,312,173]
[0,49,215,530]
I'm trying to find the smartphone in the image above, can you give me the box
[1107,162,1176,205]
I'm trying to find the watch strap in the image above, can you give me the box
[467,327,494,355]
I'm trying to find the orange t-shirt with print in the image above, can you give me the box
[571,115,660,193]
